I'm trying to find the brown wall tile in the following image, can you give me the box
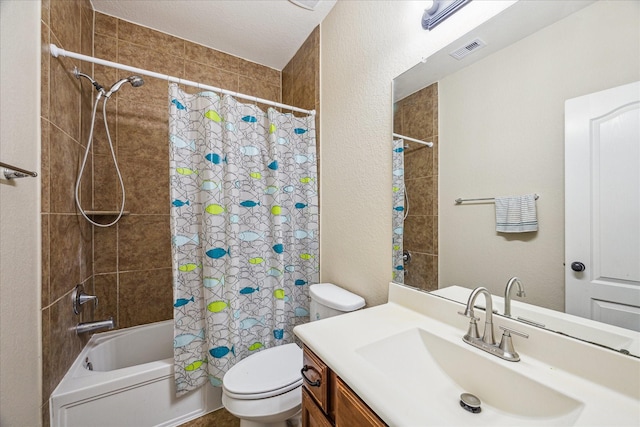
[42,0,50,26]
[94,273,118,325]
[183,60,239,93]
[42,214,51,308]
[118,20,184,57]
[404,252,438,292]
[93,226,118,274]
[118,215,171,272]
[119,268,173,328]
[119,156,170,215]
[44,281,91,403]
[238,60,280,87]
[184,41,240,74]
[92,153,119,211]
[95,12,117,38]
[42,25,51,121]
[41,119,51,212]
[49,126,81,213]
[50,0,80,53]
[116,98,169,161]
[50,54,81,141]
[49,214,92,302]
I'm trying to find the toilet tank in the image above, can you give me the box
[309,283,365,321]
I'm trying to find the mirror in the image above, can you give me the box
[392,0,640,356]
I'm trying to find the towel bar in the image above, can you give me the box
[1,161,38,179]
[455,194,539,204]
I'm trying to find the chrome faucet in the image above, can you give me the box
[459,286,528,362]
[76,317,115,335]
[504,277,526,317]
[460,287,496,345]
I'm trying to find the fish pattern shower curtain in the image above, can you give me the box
[392,139,405,282]
[169,84,319,396]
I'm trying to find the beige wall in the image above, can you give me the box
[0,1,42,425]
[319,0,515,306]
[439,0,640,310]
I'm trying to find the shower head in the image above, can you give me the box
[105,76,144,97]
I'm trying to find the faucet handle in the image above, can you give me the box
[457,311,480,321]
[499,326,529,339]
[458,311,481,340]
[498,326,529,361]
[72,284,99,315]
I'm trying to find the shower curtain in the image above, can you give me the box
[169,84,319,396]
[392,139,405,282]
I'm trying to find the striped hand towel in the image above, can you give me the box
[495,194,538,233]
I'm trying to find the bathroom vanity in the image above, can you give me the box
[293,283,640,426]
[301,346,385,426]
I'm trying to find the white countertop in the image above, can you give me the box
[294,283,640,426]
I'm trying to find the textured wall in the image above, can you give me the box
[439,0,640,311]
[0,1,41,425]
[319,1,514,306]
[393,83,439,291]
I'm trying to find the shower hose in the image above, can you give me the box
[75,90,126,227]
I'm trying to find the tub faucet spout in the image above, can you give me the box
[504,277,526,317]
[76,317,115,335]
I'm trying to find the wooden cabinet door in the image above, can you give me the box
[334,377,386,427]
[302,387,333,427]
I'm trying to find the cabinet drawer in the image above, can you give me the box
[302,346,329,412]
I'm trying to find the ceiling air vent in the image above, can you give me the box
[449,38,487,60]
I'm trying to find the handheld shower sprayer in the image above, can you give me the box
[73,68,144,227]
[105,75,144,98]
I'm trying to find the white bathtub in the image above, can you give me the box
[50,320,221,427]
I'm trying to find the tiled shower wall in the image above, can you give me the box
[41,0,95,423]
[41,0,320,424]
[393,83,439,291]
[90,12,289,330]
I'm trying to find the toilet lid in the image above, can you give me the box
[223,343,303,399]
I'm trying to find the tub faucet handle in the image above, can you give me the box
[72,284,98,315]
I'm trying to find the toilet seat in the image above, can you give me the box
[223,343,303,400]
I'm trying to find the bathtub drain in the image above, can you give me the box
[84,357,93,371]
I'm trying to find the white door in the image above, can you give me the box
[565,81,640,331]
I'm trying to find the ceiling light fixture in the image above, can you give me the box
[422,0,472,30]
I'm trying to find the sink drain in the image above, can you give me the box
[459,393,481,413]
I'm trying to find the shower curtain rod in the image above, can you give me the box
[392,133,433,147]
[49,44,316,116]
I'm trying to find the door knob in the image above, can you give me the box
[570,262,586,272]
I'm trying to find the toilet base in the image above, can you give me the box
[223,385,301,427]
[239,411,301,427]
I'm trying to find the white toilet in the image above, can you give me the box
[222,283,365,427]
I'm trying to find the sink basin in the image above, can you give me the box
[356,327,584,425]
